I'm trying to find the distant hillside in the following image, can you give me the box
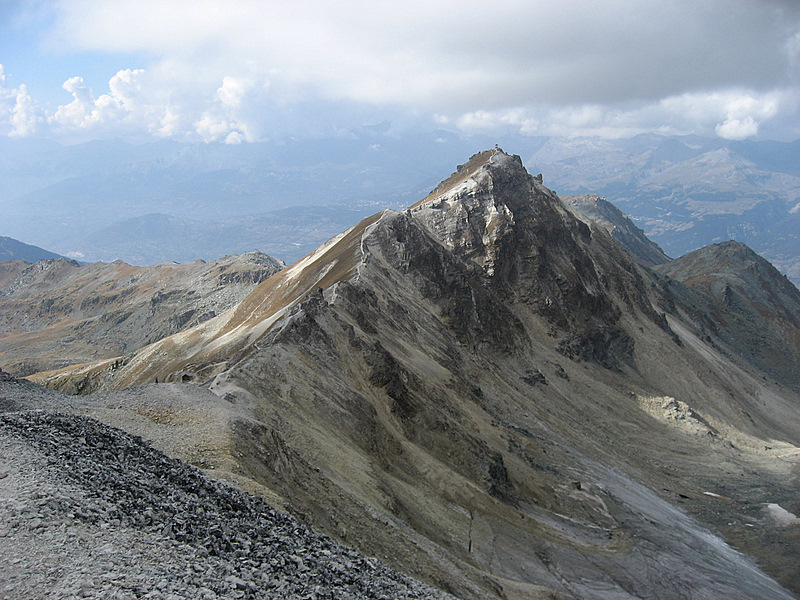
[0,236,70,263]
[0,251,283,376]
[2,134,799,285]
[81,205,380,266]
[527,135,800,285]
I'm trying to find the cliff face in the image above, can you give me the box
[22,150,800,599]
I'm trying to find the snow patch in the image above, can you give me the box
[766,503,800,526]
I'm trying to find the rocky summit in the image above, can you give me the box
[4,149,800,599]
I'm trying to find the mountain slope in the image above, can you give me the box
[27,150,800,599]
[562,193,670,266]
[654,241,800,391]
[0,236,70,263]
[0,252,283,376]
[0,384,453,600]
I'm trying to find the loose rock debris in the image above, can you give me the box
[0,411,454,600]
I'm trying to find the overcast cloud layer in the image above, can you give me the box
[1,0,799,142]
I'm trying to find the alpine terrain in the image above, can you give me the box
[0,252,284,377]
[3,149,800,599]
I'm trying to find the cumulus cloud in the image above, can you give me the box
[716,118,759,140]
[51,76,95,128]
[1,64,40,137]
[713,94,779,140]
[50,69,154,131]
[46,68,192,139]
[0,67,11,131]
[10,84,38,137]
[3,0,799,141]
[217,76,248,108]
[191,76,267,143]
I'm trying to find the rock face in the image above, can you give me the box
[0,251,284,376]
[16,150,800,599]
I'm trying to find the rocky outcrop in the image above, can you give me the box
[563,193,671,266]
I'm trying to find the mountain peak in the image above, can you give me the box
[656,240,800,390]
[411,147,518,209]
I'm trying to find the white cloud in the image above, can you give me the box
[713,94,779,140]
[0,65,10,104]
[716,117,760,140]
[217,76,248,108]
[10,84,38,137]
[1,64,41,137]
[194,113,231,143]
[225,131,244,145]
[154,106,182,138]
[46,68,189,139]
[107,68,144,112]
[660,90,785,140]
[3,1,799,141]
[445,88,796,140]
[0,69,11,133]
[50,76,99,129]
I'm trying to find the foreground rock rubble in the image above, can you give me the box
[0,410,454,600]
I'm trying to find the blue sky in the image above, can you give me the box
[2,0,799,143]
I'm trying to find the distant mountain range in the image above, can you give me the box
[2,133,798,286]
[0,251,283,376]
[526,135,800,284]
